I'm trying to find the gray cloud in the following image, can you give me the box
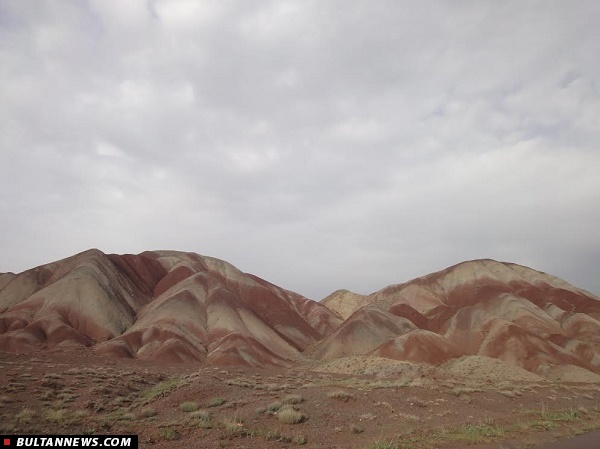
[1,0,599,299]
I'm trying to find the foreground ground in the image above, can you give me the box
[1,349,599,449]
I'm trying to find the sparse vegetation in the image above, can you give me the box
[44,408,68,424]
[449,386,481,396]
[15,407,36,423]
[282,394,304,405]
[139,407,157,418]
[292,431,308,444]
[327,390,355,401]
[2,345,600,449]
[159,426,180,440]
[276,405,306,424]
[267,401,282,412]
[140,378,182,404]
[351,424,364,434]
[453,421,505,443]
[541,407,580,422]
[364,441,399,449]
[207,397,226,408]
[179,401,200,412]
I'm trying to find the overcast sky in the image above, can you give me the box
[1,1,599,300]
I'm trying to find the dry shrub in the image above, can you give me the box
[179,401,199,412]
[277,405,306,424]
[328,390,355,402]
[283,394,304,405]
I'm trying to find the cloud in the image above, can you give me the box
[1,1,599,299]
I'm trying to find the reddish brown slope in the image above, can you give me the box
[0,249,152,352]
[0,250,341,366]
[312,305,416,359]
[318,259,600,375]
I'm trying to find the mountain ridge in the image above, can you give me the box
[1,250,599,382]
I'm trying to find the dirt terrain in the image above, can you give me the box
[1,349,599,449]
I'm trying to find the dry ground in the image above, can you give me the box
[1,349,599,449]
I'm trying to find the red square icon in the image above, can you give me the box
[3,438,10,446]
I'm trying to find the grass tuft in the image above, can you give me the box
[276,406,306,424]
[139,407,157,418]
[328,390,355,402]
[207,397,226,408]
[282,394,304,405]
[179,401,199,412]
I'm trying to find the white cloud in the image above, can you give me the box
[1,1,599,299]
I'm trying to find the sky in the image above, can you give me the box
[1,1,599,300]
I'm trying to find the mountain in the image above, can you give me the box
[315,259,600,377]
[0,249,341,366]
[1,253,599,379]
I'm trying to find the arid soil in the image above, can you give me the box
[2,349,599,449]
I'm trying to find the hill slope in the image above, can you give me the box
[2,254,599,378]
[0,249,342,366]
[317,259,600,376]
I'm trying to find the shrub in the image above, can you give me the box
[365,441,398,449]
[15,408,35,423]
[282,394,304,405]
[350,424,364,434]
[189,410,210,421]
[292,431,307,444]
[276,406,306,424]
[267,401,283,412]
[139,407,157,418]
[179,401,199,412]
[44,409,67,424]
[222,417,245,434]
[328,390,355,402]
[207,397,226,408]
[159,427,179,440]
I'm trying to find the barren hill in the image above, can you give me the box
[316,259,600,378]
[1,253,599,380]
[0,249,341,366]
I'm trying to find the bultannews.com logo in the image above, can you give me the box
[1,435,138,448]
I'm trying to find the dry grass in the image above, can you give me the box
[189,409,211,421]
[276,405,306,424]
[159,426,180,440]
[282,394,304,405]
[140,378,182,404]
[179,401,200,412]
[139,407,158,418]
[207,397,226,408]
[328,390,355,402]
[449,386,482,396]
[15,408,36,423]
[267,401,282,412]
